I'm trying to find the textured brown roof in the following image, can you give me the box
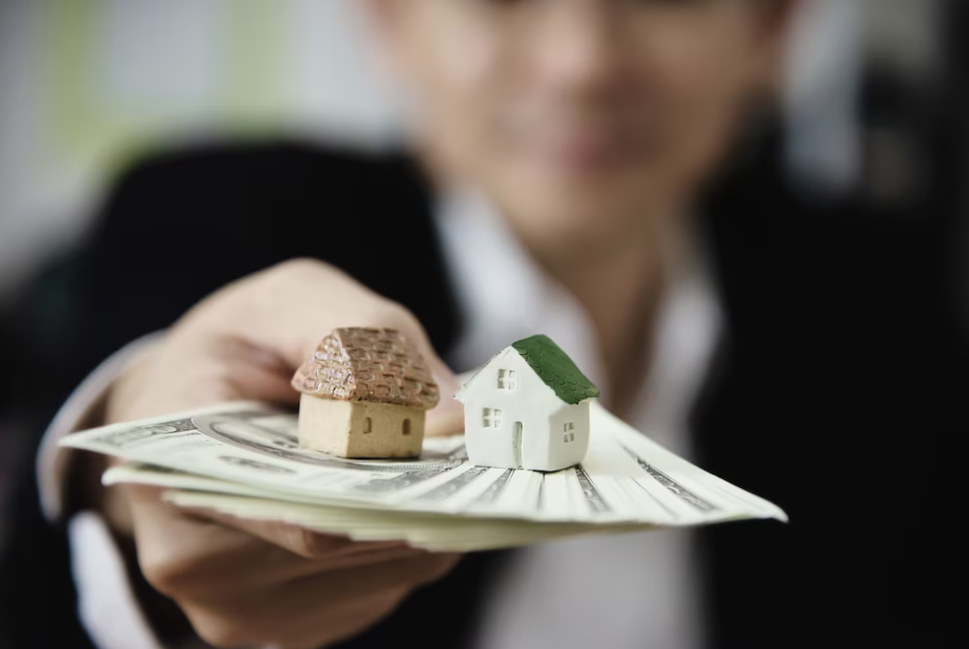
[292,328,440,409]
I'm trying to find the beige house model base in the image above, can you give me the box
[291,327,440,459]
[298,394,425,458]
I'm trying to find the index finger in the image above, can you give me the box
[126,483,410,559]
[179,505,414,560]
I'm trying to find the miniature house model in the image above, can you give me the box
[455,334,599,472]
[292,327,439,458]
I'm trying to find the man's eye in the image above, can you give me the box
[475,0,532,6]
[468,0,709,11]
[633,0,709,5]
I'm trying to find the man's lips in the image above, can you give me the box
[530,131,643,173]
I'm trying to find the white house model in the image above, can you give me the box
[455,334,600,472]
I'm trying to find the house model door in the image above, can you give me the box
[512,421,523,469]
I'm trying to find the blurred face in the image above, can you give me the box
[371,0,793,253]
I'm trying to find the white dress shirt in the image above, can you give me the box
[38,190,720,649]
[436,191,720,649]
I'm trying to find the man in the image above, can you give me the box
[1,0,965,647]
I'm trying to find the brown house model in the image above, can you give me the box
[291,327,440,458]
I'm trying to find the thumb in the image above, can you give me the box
[192,259,467,434]
[425,366,464,438]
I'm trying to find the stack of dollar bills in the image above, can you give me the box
[60,401,787,551]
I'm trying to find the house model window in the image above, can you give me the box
[482,408,503,428]
[497,369,518,391]
[562,422,576,442]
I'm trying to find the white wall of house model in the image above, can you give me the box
[455,344,596,472]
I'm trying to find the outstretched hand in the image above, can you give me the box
[99,259,464,648]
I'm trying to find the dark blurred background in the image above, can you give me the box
[1,0,967,613]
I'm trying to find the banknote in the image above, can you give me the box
[62,400,786,549]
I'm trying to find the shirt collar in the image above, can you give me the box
[433,189,721,460]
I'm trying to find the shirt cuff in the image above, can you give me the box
[37,332,165,522]
[70,511,165,649]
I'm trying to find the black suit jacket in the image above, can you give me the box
[2,126,966,648]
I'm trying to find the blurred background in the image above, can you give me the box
[0,0,965,554]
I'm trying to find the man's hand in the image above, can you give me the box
[100,259,464,648]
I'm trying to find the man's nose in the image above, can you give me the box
[527,1,629,95]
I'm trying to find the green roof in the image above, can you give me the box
[511,334,599,405]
